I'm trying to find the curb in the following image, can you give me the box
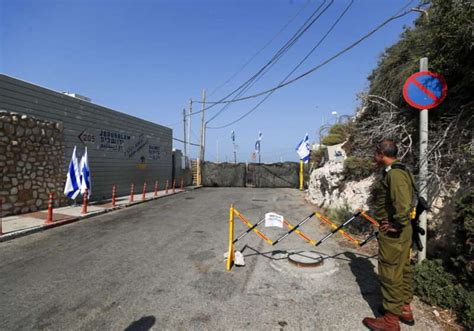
[0,187,199,243]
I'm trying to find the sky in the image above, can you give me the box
[0,0,419,163]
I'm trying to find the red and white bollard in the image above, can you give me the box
[142,182,147,201]
[180,177,184,191]
[154,181,158,198]
[130,183,135,202]
[172,179,176,193]
[82,189,88,214]
[165,180,169,194]
[112,185,117,208]
[45,193,54,224]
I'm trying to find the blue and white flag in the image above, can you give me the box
[80,147,91,198]
[296,133,310,163]
[254,131,262,154]
[231,130,235,143]
[64,146,81,199]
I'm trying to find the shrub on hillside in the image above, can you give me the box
[414,259,473,328]
[343,156,374,180]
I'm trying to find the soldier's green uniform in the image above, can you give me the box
[373,160,414,316]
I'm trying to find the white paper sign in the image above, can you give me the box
[265,212,284,228]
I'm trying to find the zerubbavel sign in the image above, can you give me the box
[402,71,447,109]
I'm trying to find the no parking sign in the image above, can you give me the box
[402,71,447,109]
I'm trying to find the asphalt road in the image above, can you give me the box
[0,188,439,330]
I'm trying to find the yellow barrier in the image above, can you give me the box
[226,204,235,271]
[233,208,274,245]
[283,219,316,245]
[316,212,360,246]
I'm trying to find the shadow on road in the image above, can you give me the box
[124,315,156,331]
[344,251,382,317]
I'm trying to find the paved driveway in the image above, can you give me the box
[0,188,439,330]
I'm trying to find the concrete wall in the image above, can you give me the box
[0,74,173,203]
[202,162,300,188]
[0,111,66,215]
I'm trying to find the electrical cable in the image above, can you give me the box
[208,0,311,98]
[206,0,335,124]
[186,0,329,118]
[207,0,354,129]
[173,137,200,146]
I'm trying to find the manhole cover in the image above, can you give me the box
[288,251,324,268]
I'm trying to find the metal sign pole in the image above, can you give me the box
[418,57,428,263]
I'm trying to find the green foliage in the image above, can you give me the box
[326,201,370,234]
[451,190,474,288]
[321,123,353,146]
[322,134,345,146]
[343,156,374,180]
[310,146,327,166]
[414,259,474,327]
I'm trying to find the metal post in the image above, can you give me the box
[200,89,206,163]
[299,160,304,190]
[418,57,429,263]
[188,99,192,168]
[165,180,169,194]
[183,108,187,165]
[154,181,158,198]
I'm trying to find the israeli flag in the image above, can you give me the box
[80,147,91,198]
[64,146,81,199]
[254,131,262,153]
[296,133,311,163]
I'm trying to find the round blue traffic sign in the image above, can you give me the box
[402,71,447,110]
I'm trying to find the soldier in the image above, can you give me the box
[363,139,415,331]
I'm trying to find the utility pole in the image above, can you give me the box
[199,89,206,163]
[188,99,192,165]
[183,108,187,167]
[418,57,428,263]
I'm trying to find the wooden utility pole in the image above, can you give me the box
[418,57,428,263]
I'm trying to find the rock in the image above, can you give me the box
[21,115,28,120]
[4,123,14,135]
[11,140,18,146]
[9,195,18,203]
[24,180,32,189]
[35,199,43,207]
[12,177,18,186]
[1,202,12,210]
[16,126,25,136]
[306,160,375,211]
[21,207,30,213]
[10,187,18,195]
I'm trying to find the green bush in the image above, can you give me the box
[326,201,370,234]
[321,133,345,146]
[321,123,352,146]
[451,190,474,288]
[414,259,474,328]
[343,156,374,180]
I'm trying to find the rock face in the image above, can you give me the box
[0,110,66,216]
[306,160,375,211]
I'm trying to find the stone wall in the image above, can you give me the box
[0,110,66,216]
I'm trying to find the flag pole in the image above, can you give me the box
[299,160,304,190]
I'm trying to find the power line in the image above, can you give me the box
[203,7,414,121]
[207,0,354,129]
[207,0,311,98]
[186,0,330,119]
[206,0,335,124]
[173,137,200,147]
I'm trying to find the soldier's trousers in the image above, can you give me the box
[378,224,413,316]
